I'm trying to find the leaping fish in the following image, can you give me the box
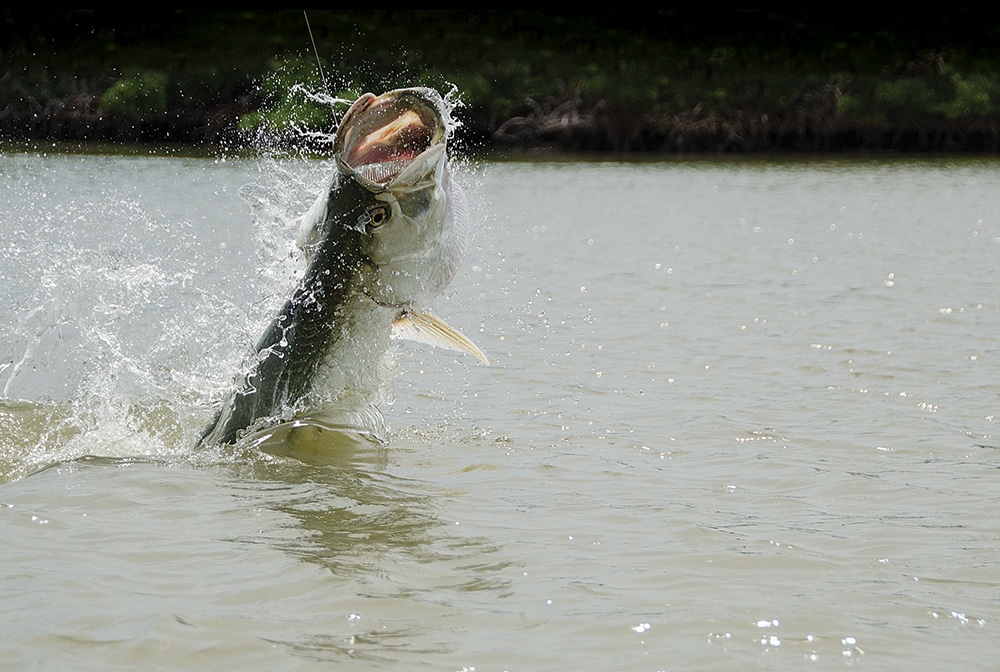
[199,87,486,448]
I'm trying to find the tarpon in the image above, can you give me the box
[199,87,486,448]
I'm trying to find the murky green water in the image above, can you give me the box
[2,149,999,670]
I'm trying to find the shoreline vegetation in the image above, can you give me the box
[3,10,1000,154]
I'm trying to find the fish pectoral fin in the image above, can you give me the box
[392,310,490,365]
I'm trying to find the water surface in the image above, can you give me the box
[1,149,999,670]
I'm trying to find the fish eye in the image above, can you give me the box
[368,205,390,228]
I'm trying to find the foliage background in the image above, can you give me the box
[2,10,1000,152]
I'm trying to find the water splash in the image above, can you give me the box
[0,82,479,481]
[0,148,314,480]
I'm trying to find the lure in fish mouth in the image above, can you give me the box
[199,87,486,449]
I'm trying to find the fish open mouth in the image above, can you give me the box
[334,88,447,186]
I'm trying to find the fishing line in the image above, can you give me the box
[303,10,328,92]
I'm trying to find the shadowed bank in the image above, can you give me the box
[3,10,1000,152]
